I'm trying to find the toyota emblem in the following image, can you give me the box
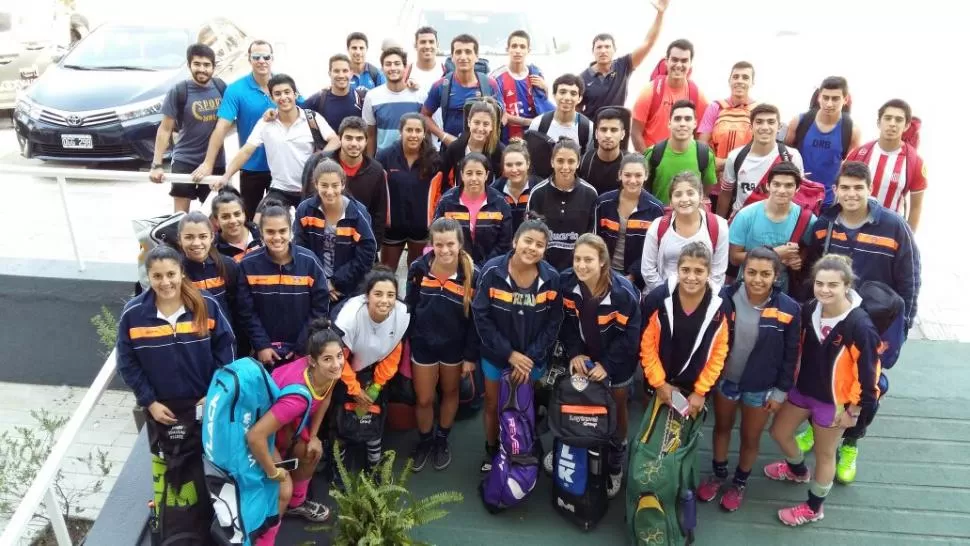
[67,115,83,127]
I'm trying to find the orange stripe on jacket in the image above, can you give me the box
[301,216,326,228]
[856,233,899,250]
[536,290,558,304]
[598,310,629,326]
[832,345,881,406]
[421,277,469,298]
[761,307,793,324]
[336,226,362,242]
[192,277,226,291]
[247,275,315,287]
[640,311,666,388]
[490,287,514,303]
[129,319,216,339]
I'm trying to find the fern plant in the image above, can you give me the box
[90,306,118,357]
[328,442,463,546]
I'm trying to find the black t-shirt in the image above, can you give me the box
[579,150,623,194]
[304,90,362,135]
[578,54,634,116]
[669,286,712,388]
[527,179,598,271]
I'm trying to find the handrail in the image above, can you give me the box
[0,164,222,272]
[0,350,118,546]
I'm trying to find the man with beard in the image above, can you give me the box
[150,44,227,212]
[362,47,424,156]
[303,54,367,133]
[579,107,628,194]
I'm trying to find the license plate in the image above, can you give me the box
[61,134,93,149]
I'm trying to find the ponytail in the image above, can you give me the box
[306,317,344,359]
[180,280,210,337]
[459,249,474,317]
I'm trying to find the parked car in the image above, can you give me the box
[0,0,89,109]
[13,17,250,163]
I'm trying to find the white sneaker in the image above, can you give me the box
[607,471,623,499]
[543,451,554,475]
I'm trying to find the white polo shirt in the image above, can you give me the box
[246,110,335,193]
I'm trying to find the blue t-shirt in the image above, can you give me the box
[798,115,848,205]
[422,74,501,138]
[216,74,276,172]
[350,63,386,90]
[729,201,816,290]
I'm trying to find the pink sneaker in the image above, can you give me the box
[763,460,811,483]
[696,475,724,502]
[778,502,824,526]
[719,484,745,512]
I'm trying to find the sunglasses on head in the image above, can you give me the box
[250,54,272,62]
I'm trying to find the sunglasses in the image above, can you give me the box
[250,54,273,62]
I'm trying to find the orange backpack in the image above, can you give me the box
[709,100,758,159]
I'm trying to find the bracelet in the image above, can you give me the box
[269,468,283,481]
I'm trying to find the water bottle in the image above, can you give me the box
[588,447,602,476]
[680,488,697,535]
[356,383,382,417]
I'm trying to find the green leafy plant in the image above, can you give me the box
[90,306,118,357]
[326,442,463,546]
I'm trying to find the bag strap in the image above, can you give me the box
[578,115,591,155]
[537,111,553,134]
[695,141,710,174]
[793,112,813,150]
[645,140,667,195]
[279,383,314,434]
[704,210,719,247]
[646,77,665,123]
[579,149,596,181]
[789,205,814,245]
[366,63,380,83]
[656,210,673,242]
[303,109,325,152]
[822,221,835,254]
[174,80,189,129]
[840,114,853,157]
[729,143,752,210]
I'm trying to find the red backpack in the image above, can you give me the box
[656,208,720,248]
[902,116,921,149]
[730,142,825,218]
[649,58,694,80]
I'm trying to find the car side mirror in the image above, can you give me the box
[553,38,571,54]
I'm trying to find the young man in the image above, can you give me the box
[727,161,815,293]
[785,76,862,206]
[799,161,921,484]
[361,47,423,156]
[528,74,594,154]
[421,34,501,149]
[643,99,717,204]
[493,30,553,142]
[578,107,627,194]
[406,26,443,92]
[578,0,668,116]
[844,98,927,232]
[193,40,277,220]
[631,39,709,153]
[215,74,338,209]
[150,43,226,212]
[321,117,388,252]
[698,61,758,171]
[717,103,804,219]
[346,32,386,90]
[302,54,366,134]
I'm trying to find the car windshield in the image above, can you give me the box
[420,10,550,56]
[62,26,192,70]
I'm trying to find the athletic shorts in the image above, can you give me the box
[384,226,429,246]
[717,379,770,408]
[411,357,462,367]
[610,370,636,389]
[169,161,225,201]
[787,386,838,428]
[260,188,302,211]
[481,357,545,382]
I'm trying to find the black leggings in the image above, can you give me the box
[239,170,273,220]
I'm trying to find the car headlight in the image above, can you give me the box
[14,96,43,122]
[116,97,165,122]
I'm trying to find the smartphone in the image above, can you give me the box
[669,390,690,417]
[195,404,203,422]
[275,458,299,472]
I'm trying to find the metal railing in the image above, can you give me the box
[0,165,219,546]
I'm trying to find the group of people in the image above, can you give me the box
[120,0,926,542]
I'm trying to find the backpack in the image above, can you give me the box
[792,111,854,159]
[626,393,705,546]
[848,141,922,203]
[480,368,540,513]
[133,212,187,292]
[709,99,757,158]
[201,357,313,546]
[731,142,826,217]
[335,366,388,443]
[645,139,710,198]
[174,78,227,131]
[360,62,382,86]
[455,364,485,420]
[548,373,617,448]
[536,111,593,155]
[308,86,367,116]
[655,208,720,249]
[444,56,490,76]
[440,58,496,132]
[524,129,557,179]
[645,76,700,127]
[902,116,921,149]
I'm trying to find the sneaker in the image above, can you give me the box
[778,502,824,526]
[543,451,554,476]
[836,444,858,484]
[410,440,434,473]
[432,438,452,471]
[719,484,745,512]
[763,461,811,483]
[481,446,496,473]
[286,499,331,523]
[795,426,815,453]
[697,475,724,502]
[607,470,623,499]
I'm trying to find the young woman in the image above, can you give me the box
[491,141,540,234]
[441,99,505,189]
[472,216,563,472]
[211,186,262,262]
[333,267,410,471]
[696,247,801,512]
[236,199,330,367]
[526,138,599,271]
[765,254,879,527]
[378,112,443,270]
[245,319,343,545]
[640,172,730,292]
[640,242,728,420]
[593,153,665,290]
[432,153,513,265]
[292,159,377,305]
[556,233,642,498]
[405,217,480,471]
[178,212,238,320]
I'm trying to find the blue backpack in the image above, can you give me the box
[201,357,312,545]
[479,368,539,513]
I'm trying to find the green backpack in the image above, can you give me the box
[626,394,706,545]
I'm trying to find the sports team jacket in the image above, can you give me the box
[472,251,563,366]
[796,297,881,411]
[405,252,481,364]
[640,277,729,396]
[321,151,388,248]
[292,194,377,296]
[214,222,262,262]
[377,140,444,237]
[805,198,920,332]
[593,189,666,289]
[116,289,236,407]
[432,186,513,265]
[559,269,643,383]
[235,244,330,356]
[183,254,238,321]
[491,175,539,234]
[720,282,801,393]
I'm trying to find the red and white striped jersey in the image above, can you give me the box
[846,141,927,212]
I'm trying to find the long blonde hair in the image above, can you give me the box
[575,233,611,299]
[429,217,475,317]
